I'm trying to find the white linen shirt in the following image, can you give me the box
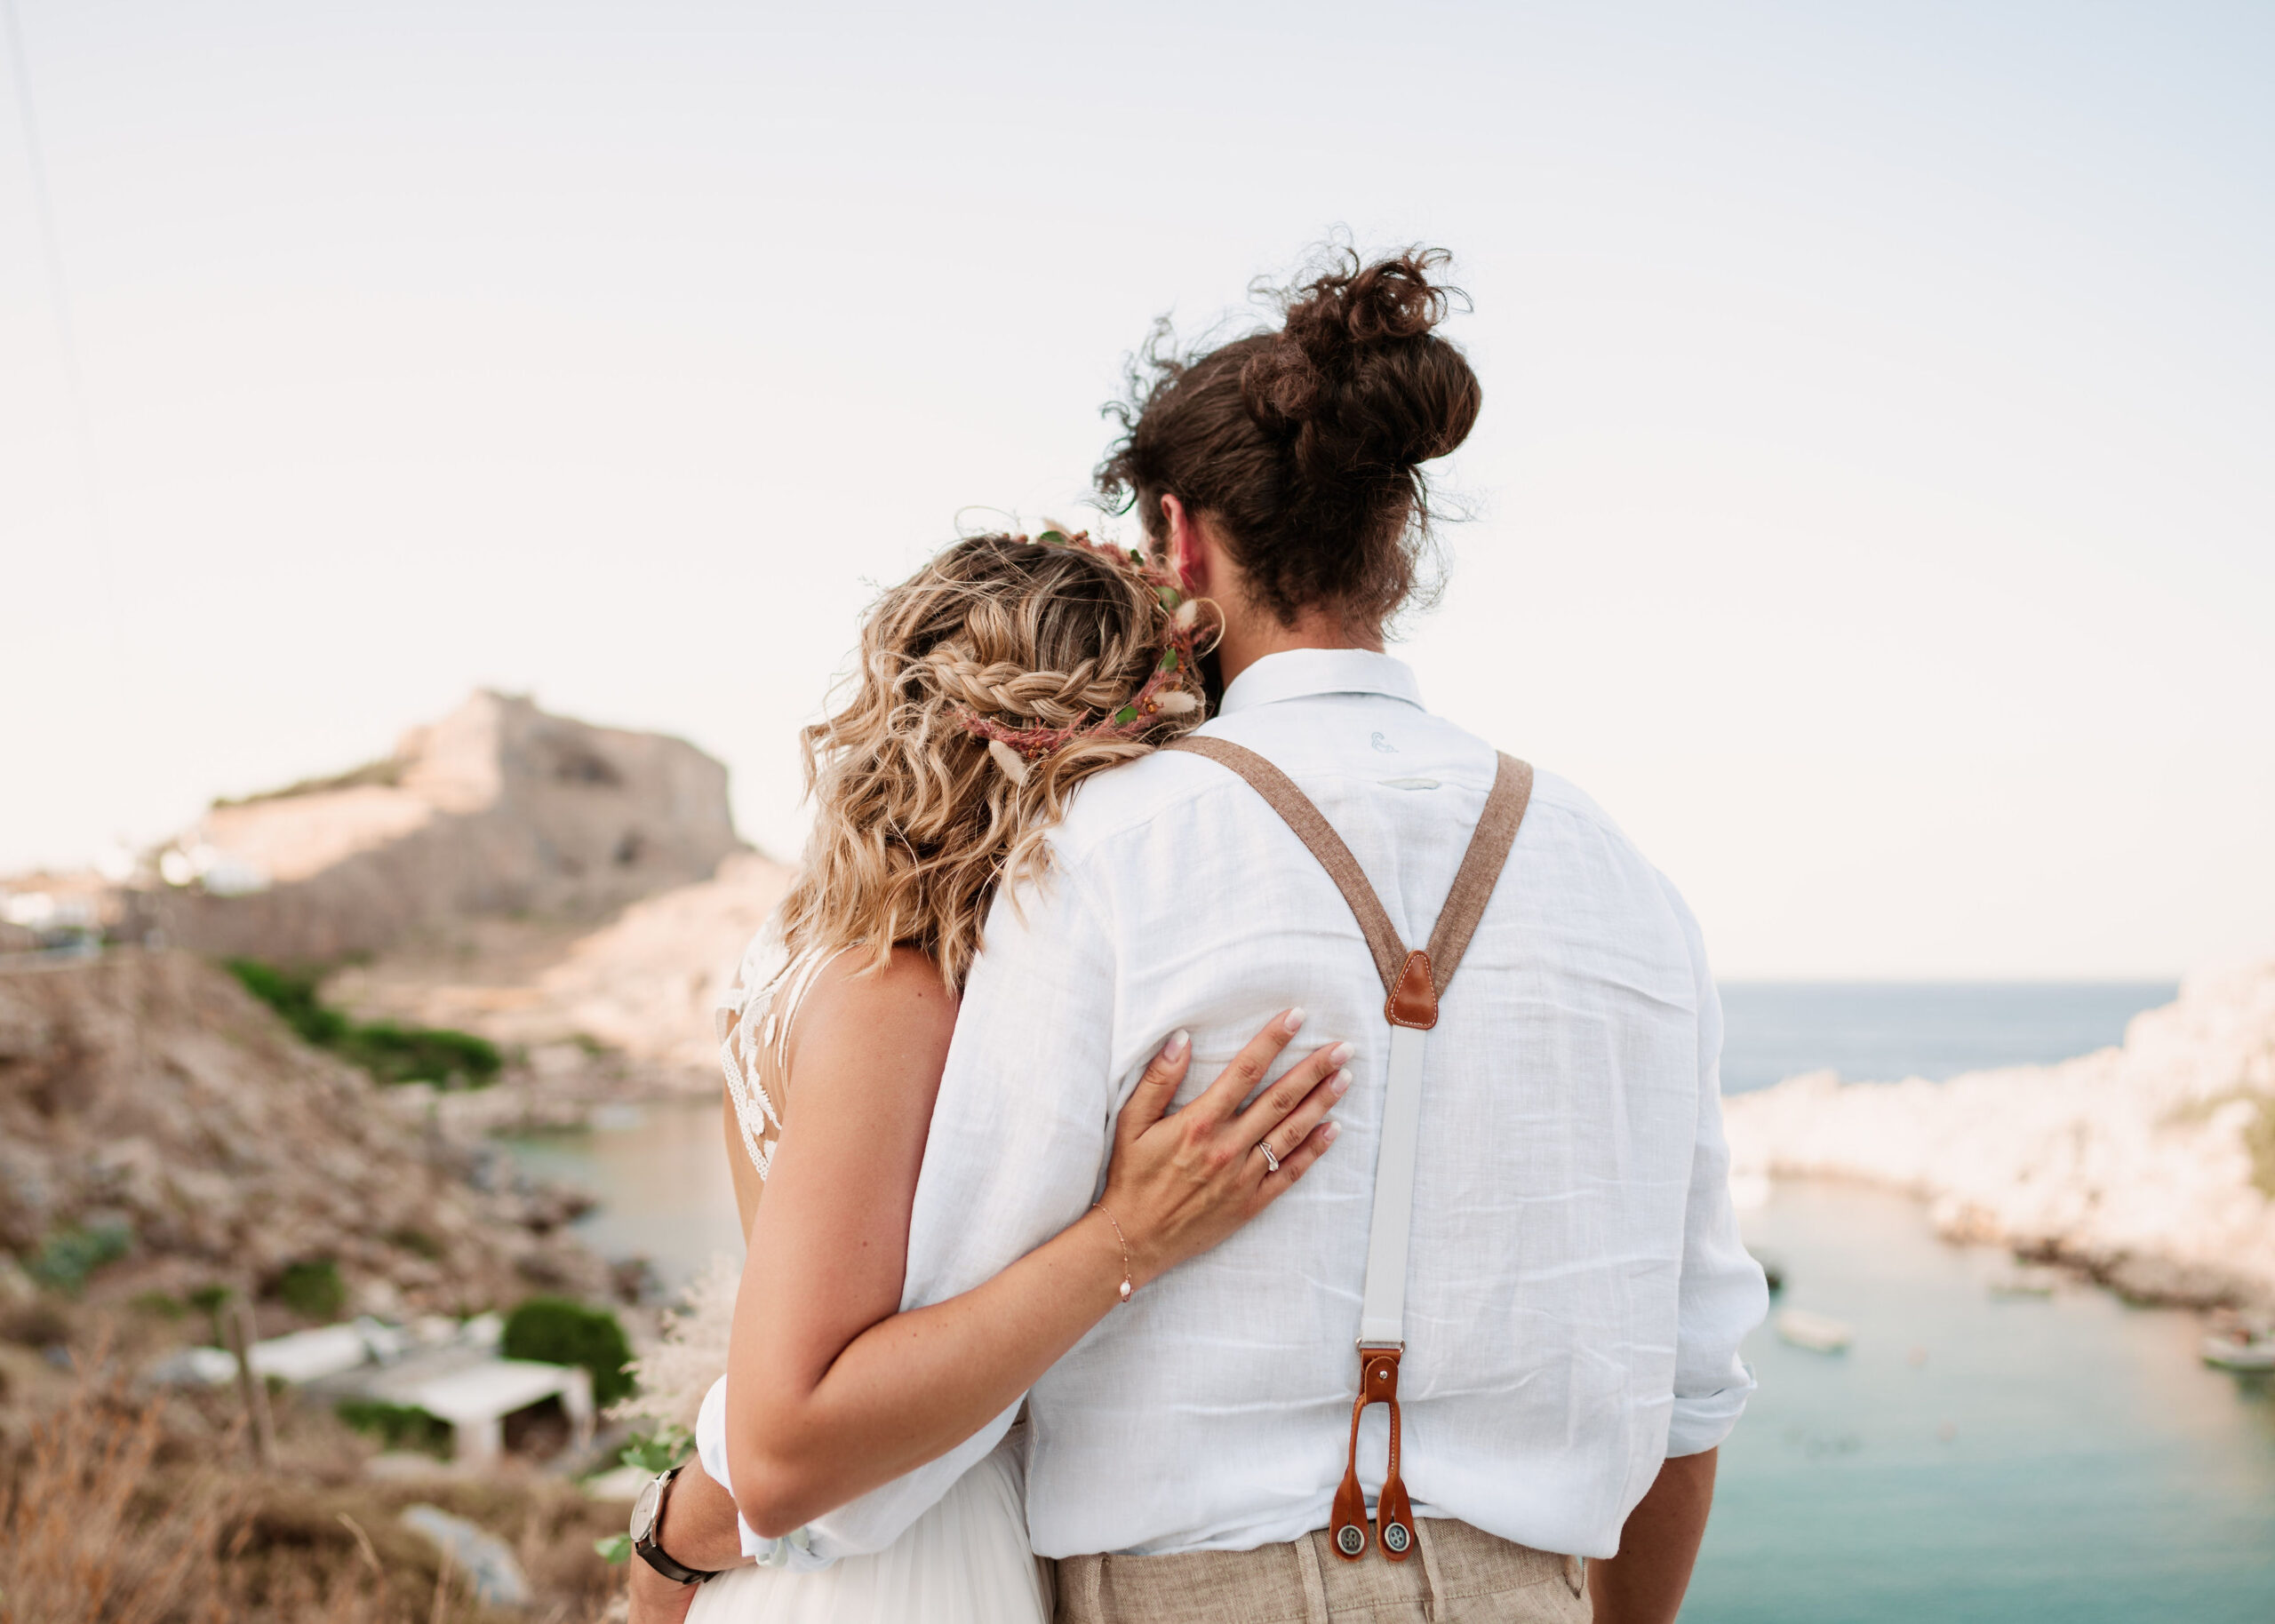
[801,649,1766,1563]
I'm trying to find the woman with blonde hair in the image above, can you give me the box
[626,529,1353,1623]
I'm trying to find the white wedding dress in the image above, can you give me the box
[682,932,1053,1624]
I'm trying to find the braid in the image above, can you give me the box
[774,530,1217,992]
[915,651,1127,724]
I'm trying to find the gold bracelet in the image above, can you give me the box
[1093,1202,1134,1303]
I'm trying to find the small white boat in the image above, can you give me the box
[2202,1334,2275,1373]
[1776,1308,1855,1354]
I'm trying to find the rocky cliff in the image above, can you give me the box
[1722,963,2275,1308]
[151,691,743,963]
[316,849,794,1108]
[0,950,610,1318]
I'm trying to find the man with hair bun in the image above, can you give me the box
[654,248,1767,1624]
[834,247,1767,1622]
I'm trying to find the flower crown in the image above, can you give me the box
[951,527,1212,784]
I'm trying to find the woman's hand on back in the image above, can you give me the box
[1100,1010,1350,1287]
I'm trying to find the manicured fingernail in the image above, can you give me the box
[1329,1041,1355,1066]
[1331,1069,1353,1096]
[1284,1007,1307,1034]
[1321,1121,1340,1144]
[1163,1030,1190,1060]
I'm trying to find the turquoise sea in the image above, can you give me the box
[1691,1180,2274,1621]
[505,981,2275,1620]
[1716,980,2178,1095]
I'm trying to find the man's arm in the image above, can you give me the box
[1588,883,1768,1624]
[627,1461,749,1624]
[1587,1448,1716,1624]
[1658,880,1769,1460]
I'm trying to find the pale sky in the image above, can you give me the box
[4,1,2270,978]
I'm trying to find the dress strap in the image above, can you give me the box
[719,943,852,1182]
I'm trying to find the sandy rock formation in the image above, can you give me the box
[153,691,742,963]
[1723,963,2275,1308]
[532,851,792,1076]
[319,851,794,1107]
[0,951,610,1318]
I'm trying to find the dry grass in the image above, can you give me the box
[0,1356,626,1624]
[0,1370,238,1624]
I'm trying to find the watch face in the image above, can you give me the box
[631,1473,665,1541]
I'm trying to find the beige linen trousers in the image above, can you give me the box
[1053,1518,1591,1624]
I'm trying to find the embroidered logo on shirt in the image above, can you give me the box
[1369,732,1399,753]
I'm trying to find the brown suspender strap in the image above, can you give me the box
[1165,735,1534,1563]
[1166,736,1534,1015]
[1426,754,1532,996]
[1166,736,1410,1001]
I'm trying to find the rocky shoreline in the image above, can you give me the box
[1722,963,2275,1310]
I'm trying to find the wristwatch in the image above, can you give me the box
[630,1465,720,1586]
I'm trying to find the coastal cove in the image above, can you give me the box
[1692,1181,2275,1622]
[495,982,2275,1618]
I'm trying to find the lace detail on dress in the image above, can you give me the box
[715,926,839,1183]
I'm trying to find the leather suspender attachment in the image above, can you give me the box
[1166,736,1533,1563]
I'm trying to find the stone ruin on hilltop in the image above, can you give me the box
[149,690,745,963]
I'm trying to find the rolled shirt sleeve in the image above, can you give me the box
[795,858,1122,1558]
[1661,880,1770,1457]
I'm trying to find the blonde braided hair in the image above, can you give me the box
[778,531,1215,993]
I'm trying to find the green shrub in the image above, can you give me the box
[502,1297,635,1407]
[225,958,500,1087]
[130,1290,187,1320]
[224,959,348,1047]
[617,1423,693,1475]
[28,1222,132,1294]
[336,1398,453,1457]
[339,1020,501,1087]
[275,1257,347,1321]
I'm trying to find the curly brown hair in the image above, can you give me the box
[776,533,1209,992]
[1097,246,1481,633]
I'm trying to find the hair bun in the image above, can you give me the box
[1096,243,1481,632]
[1240,248,1480,470]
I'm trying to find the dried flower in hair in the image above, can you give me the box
[775,531,1212,994]
[987,738,1032,786]
[948,529,1214,762]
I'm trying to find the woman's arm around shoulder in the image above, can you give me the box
[719,946,949,1530]
[723,973,1349,1537]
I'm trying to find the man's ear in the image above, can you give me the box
[1161,492,1206,595]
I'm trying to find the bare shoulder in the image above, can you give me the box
[786,945,958,1093]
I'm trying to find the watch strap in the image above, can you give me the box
[635,1466,720,1585]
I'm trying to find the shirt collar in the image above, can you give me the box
[1216,648,1426,717]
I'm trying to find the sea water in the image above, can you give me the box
[1688,1182,2275,1621]
[1716,980,2177,1095]
[1701,981,2273,1620]
[502,982,2275,1619]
